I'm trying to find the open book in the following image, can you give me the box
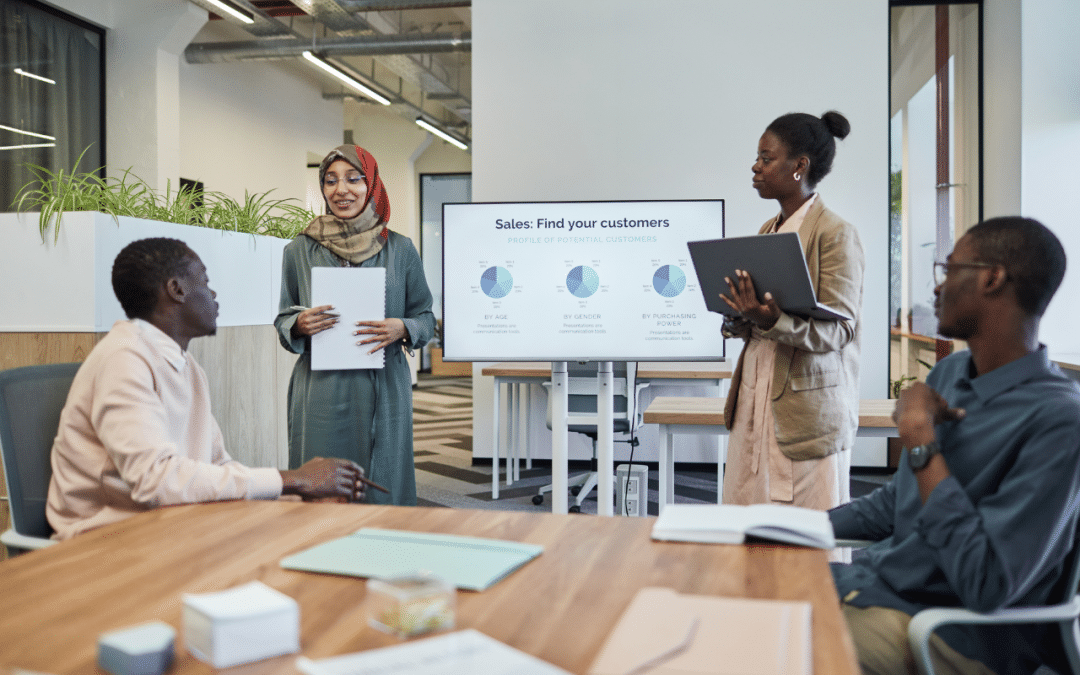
[651,503,835,549]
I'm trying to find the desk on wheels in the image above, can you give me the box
[0,501,859,674]
[644,396,898,509]
[480,362,731,501]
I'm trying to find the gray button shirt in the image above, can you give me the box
[830,346,1080,673]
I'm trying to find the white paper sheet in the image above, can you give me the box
[295,629,571,675]
[311,267,386,371]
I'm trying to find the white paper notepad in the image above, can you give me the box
[311,266,386,370]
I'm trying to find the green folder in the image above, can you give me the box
[280,528,544,591]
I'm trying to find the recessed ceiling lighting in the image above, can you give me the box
[0,124,56,141]
[302,51,391,106]
[0,142,56,151]
[204,0,254,24]
[415,118,468,151]
[13,68,55,84]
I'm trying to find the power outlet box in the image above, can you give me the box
[616,463,649,517]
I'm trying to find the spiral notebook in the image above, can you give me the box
[310,266,386,370]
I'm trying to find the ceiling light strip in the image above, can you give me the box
[302,51,391,106]
[0,142,56,151]
[13,68,56,84]
[0,124,56,141]
[415,118,468,151]
[203,0,254,24]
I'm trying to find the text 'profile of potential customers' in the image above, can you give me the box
[442,200,726,361]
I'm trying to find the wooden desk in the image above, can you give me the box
[480,362,731,504]
[644,396,898,508]
[0,501,859,674]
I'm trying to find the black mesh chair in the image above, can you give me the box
[534,362,648,512]
[0,362,80,555]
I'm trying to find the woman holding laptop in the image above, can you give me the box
[719,111,864,511]
[274,144,435,506]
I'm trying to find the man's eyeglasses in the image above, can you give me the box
[933,261,999,286]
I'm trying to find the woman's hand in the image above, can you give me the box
[719,269,781,330]
[356,318,407,354]
[292,305,339,338]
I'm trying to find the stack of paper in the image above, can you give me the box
[297,629,571,675]
[588,587,811,675]
[652,503,836,549]
[182,581,300,668]
[280,528,544,591]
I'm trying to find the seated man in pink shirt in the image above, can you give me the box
[47,237,367,540]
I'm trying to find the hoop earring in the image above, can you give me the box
[793,172,801,181]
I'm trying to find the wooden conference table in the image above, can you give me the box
[0,500,858,674]
[481,361,731,503]
[644,397,899,509]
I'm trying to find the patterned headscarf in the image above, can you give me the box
[302,144,390,265]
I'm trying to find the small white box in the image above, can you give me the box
[182,581,300,668]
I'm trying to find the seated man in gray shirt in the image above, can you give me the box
[830,216,1080,675]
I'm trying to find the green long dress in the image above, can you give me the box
[274,231,435,505]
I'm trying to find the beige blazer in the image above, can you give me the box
[723,197,864,460]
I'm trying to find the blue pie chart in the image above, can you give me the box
[566,265,599,298]
[481,266,513,298]
[652,265,686,298]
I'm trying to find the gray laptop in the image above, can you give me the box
[686,232,850,322]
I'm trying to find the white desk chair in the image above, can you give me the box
[908,532,1080,675]
[533,362,648,512]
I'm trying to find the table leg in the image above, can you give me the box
[507,384,516,486]
[551,362,569,514]
[658,424,676,513]
[492,380,501,500]
[524,384,532,470]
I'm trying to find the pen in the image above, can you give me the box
[289,305,340,317]
[359,475,391,494]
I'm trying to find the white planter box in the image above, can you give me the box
[0,211,288,331]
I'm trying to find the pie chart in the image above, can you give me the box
[566,265,599,298]
[481,266,513,298]
[652,265,686,298]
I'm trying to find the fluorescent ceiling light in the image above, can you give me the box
[0,124,56,141]
[203,0,254,24]
[302,51,391,106]
[415,118,468,151]
[13,68,55,84]
[0,142,56,151]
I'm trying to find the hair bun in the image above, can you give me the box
[821,111,851,140]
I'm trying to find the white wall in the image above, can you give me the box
[1019,0,1080,360]
[178,22,342,204]
[471,0,890,465]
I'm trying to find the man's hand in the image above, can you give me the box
[893,382,965,503]
[719,269,781,330]
[280,457,367,502]
[892,382,965,450]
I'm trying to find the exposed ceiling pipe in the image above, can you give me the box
[185,32,470,63]
[336,1,470,9]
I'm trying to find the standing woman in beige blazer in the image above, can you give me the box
[719,111,864,510]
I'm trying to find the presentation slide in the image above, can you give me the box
[442,200,726,361]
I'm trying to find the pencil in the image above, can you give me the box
[360,474,390,493]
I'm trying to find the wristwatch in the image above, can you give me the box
[907,441,940,470]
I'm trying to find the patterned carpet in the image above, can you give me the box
[412,373,892,514]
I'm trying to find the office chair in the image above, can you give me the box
[907,527,1080,675]
[0,362,80,555]
[533,362,649,512]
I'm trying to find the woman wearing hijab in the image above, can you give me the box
[275,144,435,506]
[719,111,864,511]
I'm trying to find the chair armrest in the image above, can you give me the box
[835,538,874,549]
[908,598,1080,675]
[1,528,56,552]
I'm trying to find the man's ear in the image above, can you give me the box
[984,265,1009,295]
[163,275,187,305]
